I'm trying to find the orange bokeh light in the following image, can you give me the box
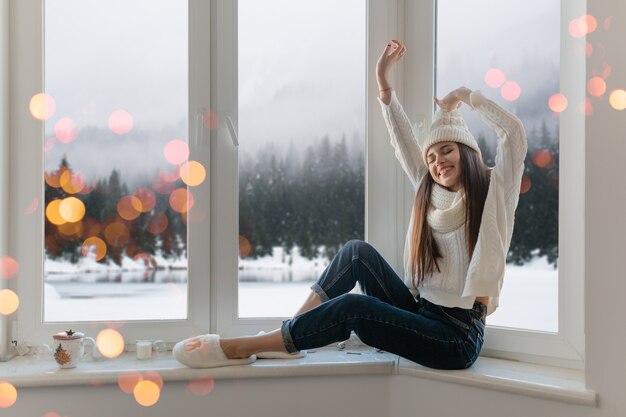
[147,213,169,235]
[0,382,17,408]
[584,14,597,34]
[520,175,532,194]
[133,380,161,407]
[501,81,521,101]
[152,177,176,195]
[134,188,156,212]
[118,371,143,394]
[179,161,206,187]
[143,371,164,390]
[568,17,587,38]
[548,93,568,113]
[82,237,107,261]
[0,256,19,280]
[57,221,84,239]
[42,412,62,417]
[117,196,143,221]
[59,196,86,223]
[187,378,215,396]
[45,168,67,188]
[104,222,130,247]
[239,236,252,258]
[484,68,506,88]
[96,328,125,359]
[55,117,79,143]
[587,77,606,97]
[109,109,134,135]
[0,290,19,315]
[46,200,66,225]
[60,170,86,194]
[164,139,189,165]
[169,188,195,213]
[609,89,626,111]
[29,93,56,121]
[532,150,554,169]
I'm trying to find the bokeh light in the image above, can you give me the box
[532,149,554,169]
[0,256,19,280]
[239,236,252,258]
[58,221,84,239]
[82,217,102,238]
[585,42,593,57]
[159,169,180,183]
[548,93,568,113]
[134,188,156,212]
[484,68,506,88]
[29,93,56,121]
[568,17,587,38]
[584,14,597,34]
[44,137,57,153]
[187,378,215,396]
[0,290,19,315]
[147,213,168,235]
[164,140,189,165]
[179,161,206,187]
[520,175,532,194]
[144,371,164,390]
[55,117,79,143]
[609,89,626,110]
[501,81,521,101]
[133,380,161,407]
[60,171,86,194]
[42,412,62,417]
[117,196,143,221]
[603,16,613,31]
[0,382,17,408]
[601,62,612,79]
[579,98,593,116]
[104,222,130,247]
[82,237,107,261]
[133,253,157,268]
[45,168,66,188]
[46,200,66,225]
[96,328,125,359]
[59,196,86,223]
[587,76,606,97]
[152,177,177,195]
[203,110,218,130]
[25,198,39,215]
[118,371,143,394]
[109,109,134,135]
[169,188,195,213]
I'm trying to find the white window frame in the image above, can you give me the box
[213,0,585,370]
[9,0,212,347]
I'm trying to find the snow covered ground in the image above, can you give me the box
[44,247,557,332]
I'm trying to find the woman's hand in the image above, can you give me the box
[434,87,473,112]
[376,40,405,104]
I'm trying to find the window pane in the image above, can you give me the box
[436,0,560,332]
[238,0,366,318]
[43,0,189,321]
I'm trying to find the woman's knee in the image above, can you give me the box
[344,239,376,257]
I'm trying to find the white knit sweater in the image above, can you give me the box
[379,90,527,316]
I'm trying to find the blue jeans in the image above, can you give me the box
[280,240,487,370]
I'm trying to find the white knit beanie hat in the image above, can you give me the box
[421,108,482,164]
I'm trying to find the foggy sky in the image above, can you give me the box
[44,0,559,183]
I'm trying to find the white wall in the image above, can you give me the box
[4,0,626,416]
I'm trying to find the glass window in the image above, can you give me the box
[436,0,560,332]
[43,0,189,322]
[237,0,366,318]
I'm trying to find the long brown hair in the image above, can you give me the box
[409,143,491,287]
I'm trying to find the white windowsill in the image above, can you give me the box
[0,347,596,407]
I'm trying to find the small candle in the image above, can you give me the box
[136,340,152,360]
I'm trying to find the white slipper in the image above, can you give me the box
[255,331,306,359]
[173,334,256,368]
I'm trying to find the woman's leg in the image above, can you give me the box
[303,239,418,313]
[282,293,482,370]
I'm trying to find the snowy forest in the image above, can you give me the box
[44,123,558,268]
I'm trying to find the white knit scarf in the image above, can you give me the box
[426,184,466,234]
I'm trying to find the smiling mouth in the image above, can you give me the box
[439,167,453,177]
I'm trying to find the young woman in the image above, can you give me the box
[173,40,527,370]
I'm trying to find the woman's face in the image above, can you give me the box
[426,141,462,191]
